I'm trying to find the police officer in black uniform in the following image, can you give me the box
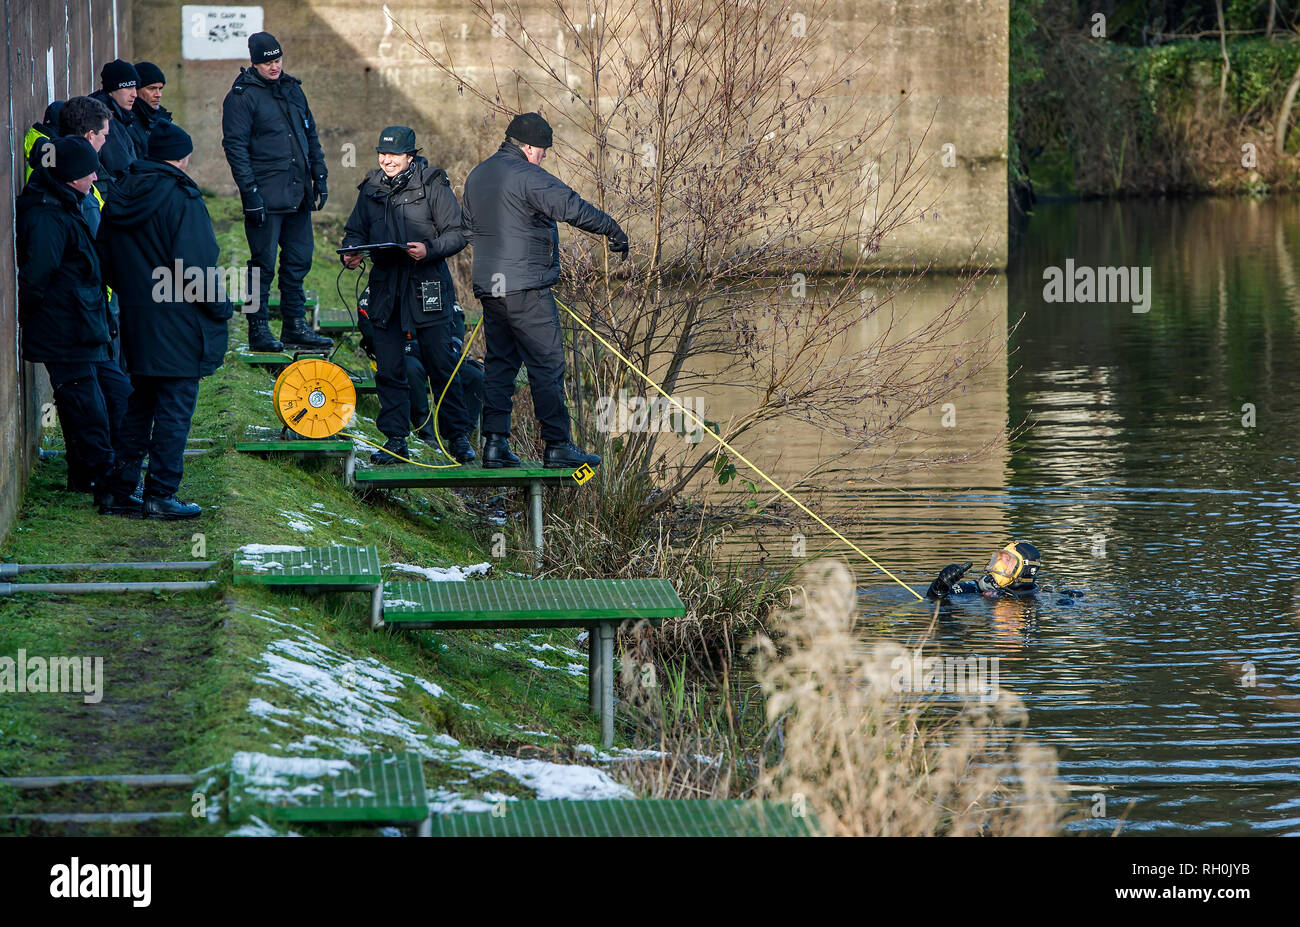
[16,136,119,506]
[461,112,627,469]
[221,31,332,354]
[342,126,474,464]
[88,59,140,204]
[128,61,174,154]
[98,124,233,519]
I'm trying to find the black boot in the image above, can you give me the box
[97,490,143,518]
[142,494,201,520]
[248,318,283,353]
[449,435,476,464]
[370,436,409,465]
[482,434,520,469]
[544,441,601,469]
[280,318,334,351]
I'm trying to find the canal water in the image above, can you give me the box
[704,197,1300,834]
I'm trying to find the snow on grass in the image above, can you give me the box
[225,815,302,837]
[388,562,491,582]
[242,624,630,805]
[238,544,307,555]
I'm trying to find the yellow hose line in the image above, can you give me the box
[554,295,924,601]
[353,317,486,470]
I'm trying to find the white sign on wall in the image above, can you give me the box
[181,5,264,60]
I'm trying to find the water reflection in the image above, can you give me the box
[689,197,1300,834]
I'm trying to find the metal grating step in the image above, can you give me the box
[430,799,819,837]
[233,545,381,588]
[235,438,354,454]
[383,578,683,627]
[353,463,583,489]
[228,753,428,824]
[313,308,357,332]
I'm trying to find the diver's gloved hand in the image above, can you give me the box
[927,561,973,598]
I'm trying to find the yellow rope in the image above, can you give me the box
[553,295,925,601]
[344,317,484,470]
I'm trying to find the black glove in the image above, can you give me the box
[608,228,629,256]
[359,333,376,360]
[312,177,328,211]
[927,562,973,599]
[241,188,266,227]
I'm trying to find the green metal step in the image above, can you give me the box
[313,308,357,332]
[228,752,427,824]
[235,437,354,454]
[237,290,319,310]
[233,544,381,589]
[430,799,818,837]
[353,463,585,489]
[383,578,683,628]
[235,351,330,368]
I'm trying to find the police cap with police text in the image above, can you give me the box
[375,126,417,154]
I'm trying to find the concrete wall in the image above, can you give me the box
[133,0,1007,270]
[2,0,130,545]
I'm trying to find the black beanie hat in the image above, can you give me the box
[47,136,101,182]
[148,122,194,161]
[100,58,138,91]
[134,61,165,86]
[507,112,553,149]
[249,32,283,64]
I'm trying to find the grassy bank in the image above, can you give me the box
[0,196,650,835]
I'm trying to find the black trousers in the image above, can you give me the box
[106,375,200,500]
[480,287,570,444]
[410,354,484,437]
[372,316,471,442]
[45,361,122,490]
[244,207,314,323]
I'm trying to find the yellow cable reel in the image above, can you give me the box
[272,358,357,438]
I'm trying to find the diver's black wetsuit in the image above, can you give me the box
[931,578,1040,600]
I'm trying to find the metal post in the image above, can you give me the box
[599,621,616,748]
[529,480,544,571]
[588,626,601,716]
[344,449,357,487]
[370,584,384,630]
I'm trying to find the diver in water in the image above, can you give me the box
[926,541,1043,600]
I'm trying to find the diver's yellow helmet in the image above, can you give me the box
[983,541,1042,588]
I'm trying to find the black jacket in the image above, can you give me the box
[461,142,621,297]
[16,166,112,364]
[342,157,465,330]
[220,68,325,213]
[99,159,232,378]
[128,98,173,155]
[87,89,139,203]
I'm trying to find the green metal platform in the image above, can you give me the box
[234,437,355,455]
[351,463,581,489]
[313,308,357,332]
[382,578,682,628]
[228,752,428,825]
[429,799,819,837]
[234,544,383,625]
[351,463,591,568]
[237,290,318,311]
[235,350,331,368]
[384,578,682,747]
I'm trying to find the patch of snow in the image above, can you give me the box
[226,815,302,837]
[239,544,307,555]
[388,562,491,582]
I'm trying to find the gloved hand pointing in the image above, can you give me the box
[928,561,973,599]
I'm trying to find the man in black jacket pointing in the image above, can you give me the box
[462,112,628,469]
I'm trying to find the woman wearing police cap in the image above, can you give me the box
[341,126,474,464]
